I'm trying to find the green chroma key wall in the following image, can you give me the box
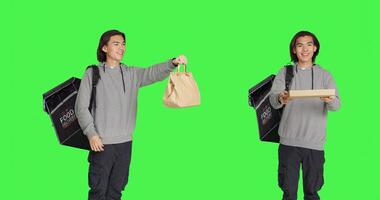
[2,0,379,199]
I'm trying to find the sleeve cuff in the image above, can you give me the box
[84,125,98,139]
[274,93,284,108]
[169,58,178,69]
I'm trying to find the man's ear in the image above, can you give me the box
[313,46,317,52]
[293,48,296,54]
[102,45,107,53]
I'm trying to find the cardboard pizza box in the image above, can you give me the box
[289,89,335,99]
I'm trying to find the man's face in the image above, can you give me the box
[293,35,317,64]
[102,35,126,62]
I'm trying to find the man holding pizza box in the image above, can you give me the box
[269,31,341,200]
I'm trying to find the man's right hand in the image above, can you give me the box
[89,135,104,152]
[279,91,290,105]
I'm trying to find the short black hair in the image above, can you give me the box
[289,31,320,63]
[97,30,126,62]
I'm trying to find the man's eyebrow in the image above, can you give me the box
[112,41,125,44]
[296,41,314,45]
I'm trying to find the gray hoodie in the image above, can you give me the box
[75,60,176,144]
[269,64,341,150]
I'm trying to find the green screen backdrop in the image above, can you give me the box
[2,0,380,199]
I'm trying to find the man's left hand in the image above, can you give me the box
[172,55,188,66]
[320,96,335,103]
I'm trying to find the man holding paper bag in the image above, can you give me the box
[75,29,188,200]
[269,31,341,200]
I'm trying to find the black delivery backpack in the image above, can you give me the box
[248,65,293,143]
[43,65,99,150]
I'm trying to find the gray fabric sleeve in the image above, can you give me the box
[134,59,177,87]
[324,73,341,111]
[74,69,98,139]
[269,68,286,109]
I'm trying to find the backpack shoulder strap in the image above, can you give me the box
[284,65,294,91]
[86,65,100,112]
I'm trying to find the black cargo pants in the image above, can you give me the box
[88,141,132,200]
[278,144,325,200]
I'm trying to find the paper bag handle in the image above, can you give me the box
[177,64,187,73]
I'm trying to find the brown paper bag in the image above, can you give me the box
[163,64,200,108]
